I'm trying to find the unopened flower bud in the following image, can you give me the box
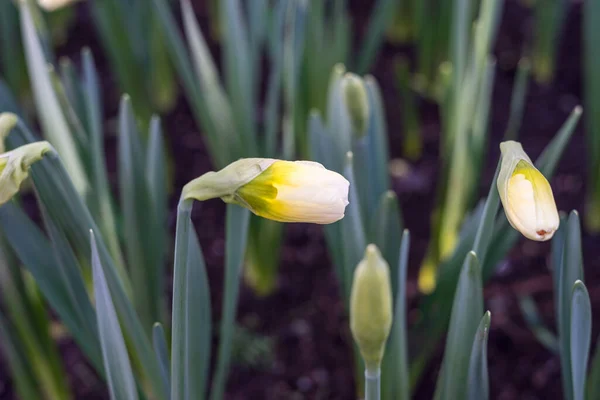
[183,158,350,224]
[342,73,369,138]
[497,140,559,241]
[350,244,393,370]
[0,141,52,205]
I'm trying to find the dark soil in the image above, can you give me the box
[0,1,597,399]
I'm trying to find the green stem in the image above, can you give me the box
[365,367,381,400]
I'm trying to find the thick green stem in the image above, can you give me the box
[365,367,381,400]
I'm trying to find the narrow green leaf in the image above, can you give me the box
[558,211,584,400]
[340,152,367,305]
[552,213,568,321]
[571,281,591,400]
[370,191,403,300]
[91,230,139,400]
[211,204,251,400]
[152,323,171,397]
[365,77,391,216]
[355,0,398,74]
[467,311,491,400]
[118,96,161,329]
[435,252,483,400]
[518,295,558,353]
[220,0,257,154]
[81,48,126,275]
[472,160,501,263]
[382,230,410,400]
[536,106,583,177]
[181,0,240,161]
[171,198,211,400]
[504,58,531,140]
[0,203,102,370]
[586,335,600,400]
[0,310,40,400]
[19,1,88,194]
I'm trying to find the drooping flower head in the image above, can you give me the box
[497,141,560,241]
[183,158,349,224]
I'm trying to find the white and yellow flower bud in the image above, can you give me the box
[350,244,393,370]
[497,140,560,241]
[37,0,81,11]
[341,73,370,138]
[0,141,52,205]
[182,158,350,224]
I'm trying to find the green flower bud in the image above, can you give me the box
[350,244,393,370]
[0,141,52,205]
[342,73,369,138]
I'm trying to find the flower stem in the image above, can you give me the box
[365,367,381,400]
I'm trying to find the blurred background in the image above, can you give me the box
[0,0,597,399]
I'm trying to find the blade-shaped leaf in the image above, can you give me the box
[19,1,87,194]
[171,198,211,400]
[382,229,410,400]
[370,191,403,300]
[91,231,139,400]
[467,311,491,400]
[570,281,591,400]
[153,323,171,397]
[558,211,584,400]
[434,252,483,400]
[211,204,251,400]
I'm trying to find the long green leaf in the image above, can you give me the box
[81,48,125,274]
[355,0,398,74]
[467,311,491,400]
[211,205,251,400]
[19,1,87,194]
[370,191,403,300]
[181,0,240,162]
[382,230,410,400]
[365,77,391,216]
[340,152,367,305]
[152,323,171,397]
[171,198,211,400]
[118,96,161,329]
[220,0,256,153]
[0,203,101,371]
[434,252,483,400]
[558,211,584,400]
[571,281,591,400]
[91,231,139,400]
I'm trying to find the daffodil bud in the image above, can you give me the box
[0,141,52,205]
[0,113,18,154]
[183,158,350,224]
[341,73,369,138]
[350,244,393,370]
[497,140,559,241]
[37,0,81,11]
